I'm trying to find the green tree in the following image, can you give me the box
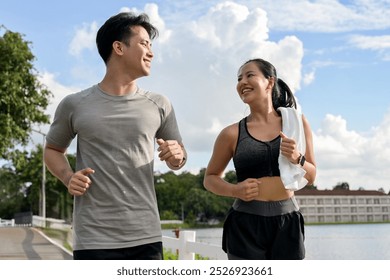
[333,182,350,190]
[155,169,234,223]
[183,187,232,222]
[0,166,30,218]
[305,184,318,190]
[1,149,75,220]
[224,170,237,184]
[0,26,52,158]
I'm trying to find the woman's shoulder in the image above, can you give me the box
[217,121,240,141]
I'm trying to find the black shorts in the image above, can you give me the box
[73,241,163,260]
[223,197,305,260]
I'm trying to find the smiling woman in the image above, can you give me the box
[204,58,316,260]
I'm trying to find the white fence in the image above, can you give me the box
[162,230,227,260]
[0,218,15,227]
[32,216,71,230]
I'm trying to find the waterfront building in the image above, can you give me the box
[295,188,390,223]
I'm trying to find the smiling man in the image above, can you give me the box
[44,12,187,260]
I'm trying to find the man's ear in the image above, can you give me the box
[112,41,124,55]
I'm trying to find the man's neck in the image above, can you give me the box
[99,75,138,96]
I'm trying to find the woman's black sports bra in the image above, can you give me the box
[233,117,281,182]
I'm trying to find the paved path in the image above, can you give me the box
[0,227,72,260]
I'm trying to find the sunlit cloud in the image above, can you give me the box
[68,22,98,56]
[349,34,390,60]
[314,112,390,190]
[262,0,390,32]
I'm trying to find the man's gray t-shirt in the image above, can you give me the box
[46,85,182,250]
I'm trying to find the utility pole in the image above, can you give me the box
[32,129,46,227]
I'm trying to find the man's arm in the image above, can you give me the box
[156,139,187,170]
[44,143,74,186]
[44,143,94,196]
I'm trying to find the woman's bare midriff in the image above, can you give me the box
[254,176,294,201]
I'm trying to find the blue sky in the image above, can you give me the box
[2,0,390,191]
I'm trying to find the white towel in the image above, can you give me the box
[278,107,308,190]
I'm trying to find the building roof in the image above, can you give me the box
[295,188,389,196]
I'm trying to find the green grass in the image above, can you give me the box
[161,222,223,230]
[163,248,209,260]
[40,227,72,252]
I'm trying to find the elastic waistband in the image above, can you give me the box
[232,196,299,216]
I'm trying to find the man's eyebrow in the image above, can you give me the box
[141,39,151,44]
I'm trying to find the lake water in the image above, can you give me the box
[163,223,390,260]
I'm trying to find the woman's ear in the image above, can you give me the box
[267,76,275,90]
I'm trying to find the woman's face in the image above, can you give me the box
[236,62,273,104]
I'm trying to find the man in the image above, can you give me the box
[44,12,186,260]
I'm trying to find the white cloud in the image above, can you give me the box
[350,35,390,50]
[190,1,268,49]
[207,118,225,134]
[303,70,315,86]
[68,22,98,56]
[316,114,367,160]
[259,0,390,32]
[349,35,390,60]
[314,112,390,191]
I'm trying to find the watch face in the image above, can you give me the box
[300,155,306,166]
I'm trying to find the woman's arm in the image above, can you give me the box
[203,124,260,201]
[301,115,317,185]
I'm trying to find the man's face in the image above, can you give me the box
[122,25,154,78]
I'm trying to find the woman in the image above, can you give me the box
[203,58,316,260]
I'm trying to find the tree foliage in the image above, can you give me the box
[0,145,74,221]
[333,182,350,190]
[0,166,30,218]
[0,26,52,158]
[155,169,234,223]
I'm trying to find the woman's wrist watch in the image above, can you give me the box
[297,153,306,166]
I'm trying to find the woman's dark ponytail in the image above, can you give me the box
[274,78,297,110]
